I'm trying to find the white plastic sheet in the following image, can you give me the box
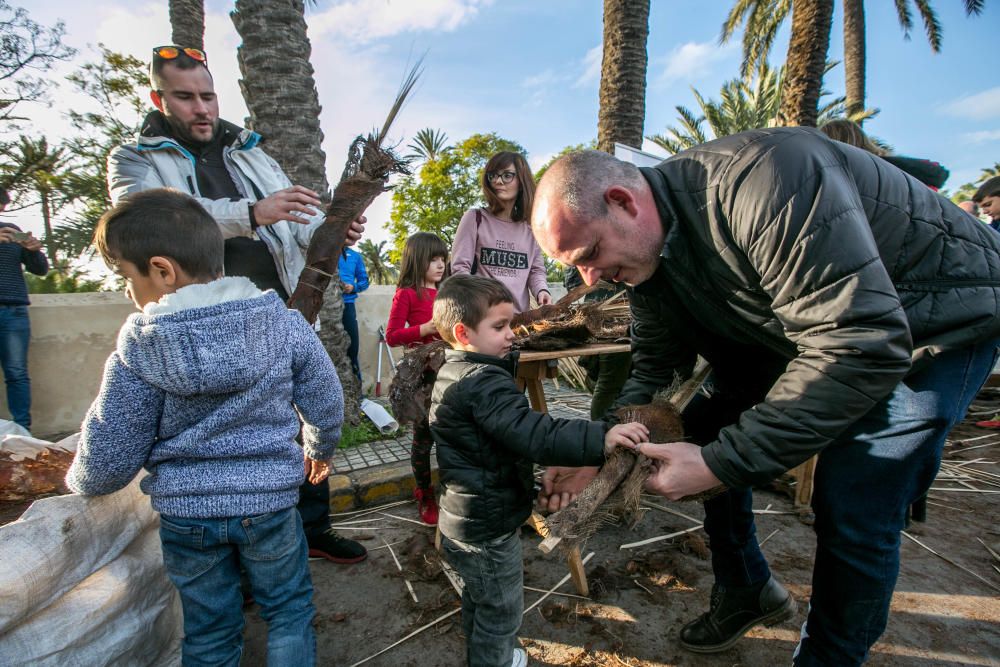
[0,475,181,666]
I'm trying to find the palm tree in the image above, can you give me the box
[979,163,1000,182]
[597,0,650,153]
[780,0,834,127]
[407,128,450,162]
[724,1,987,124]
[169,0,205,50]
[648,61,857,153]
[231,0,359,416]
[357,239,398,285]
[2,136,67,264]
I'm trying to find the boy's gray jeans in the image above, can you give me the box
[441,530,523,666]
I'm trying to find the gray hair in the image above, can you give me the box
[541,150,645,218]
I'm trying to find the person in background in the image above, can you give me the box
[958,200,981,218]
[107,45,367,565]
[0,188,48,431]
[339,246,369,384]
[819,119,950,190]
[385,232,449,525]
[973,176,1000,231]
[451,151,551,313]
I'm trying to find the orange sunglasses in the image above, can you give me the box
[152,45,208,66]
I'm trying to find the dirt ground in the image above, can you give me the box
[241,393,1000,667]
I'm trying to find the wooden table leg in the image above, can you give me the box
[528,511,589,596]
[791,455,817,509]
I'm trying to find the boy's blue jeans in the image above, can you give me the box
[158,507,316,667]
[441,530,523,667]
[692,338,999,666]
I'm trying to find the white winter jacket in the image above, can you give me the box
[107,113,323,295]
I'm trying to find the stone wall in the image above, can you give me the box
[0,284,566,437]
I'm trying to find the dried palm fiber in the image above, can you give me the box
[286,64,420,323]
[0,449,73,502]
[512,284,630,351]
[388,283,628,424]
[539,362,722,555]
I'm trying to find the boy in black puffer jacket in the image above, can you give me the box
[428,274,647,667]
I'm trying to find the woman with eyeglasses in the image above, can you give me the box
[450,151,551,313]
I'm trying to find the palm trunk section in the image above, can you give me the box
[597,0,650,153]
[842,0,866,122]
[231,0,361,419]
[780,0,833,127]
[168,0,205,51]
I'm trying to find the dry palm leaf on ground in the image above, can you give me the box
[388,283,630,425]
[286,64,420,323]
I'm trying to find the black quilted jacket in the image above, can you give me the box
[616,127,1000,489]
[429,349,607,543]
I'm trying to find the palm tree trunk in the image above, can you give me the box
[780,0,833,127]
[40,189,57,264]
[597,0,650,153]
[169,0,205,51]
[843,0,865,121]
[231,0,360,420]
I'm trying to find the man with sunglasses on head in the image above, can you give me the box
[107,45,368,566]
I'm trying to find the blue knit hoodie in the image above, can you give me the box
[66,277,344,519]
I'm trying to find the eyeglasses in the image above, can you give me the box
[488,170,517,185]
[152,45,208,66]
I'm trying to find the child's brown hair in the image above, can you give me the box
[397,232,449,299]
[432,274,514,345]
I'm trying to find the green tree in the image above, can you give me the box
[388,133,525,259]
[1,135,68,263]
[534,141,598,182]
[0,1,75,126]
[357,239,397,285]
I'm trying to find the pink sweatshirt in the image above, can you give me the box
[450,208,549,313]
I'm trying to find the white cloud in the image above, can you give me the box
[655,40,733,85]
[308,0,493,43]
[962,129,1000,144]
[941,87,1000,121]
[573,43,602,88]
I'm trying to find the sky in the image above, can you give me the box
[9,0,1000,247]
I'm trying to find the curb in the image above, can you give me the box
[328,460,440,513]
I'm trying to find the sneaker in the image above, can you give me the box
[307,531,368,564]
[679,576,795,653]
[511,647,527,667]
[414,486,439,525]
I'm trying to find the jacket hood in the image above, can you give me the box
[443,348,519,376]
[138,110,258,151]
[117,277,287,395]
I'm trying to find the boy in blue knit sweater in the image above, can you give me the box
[66,189,343,666]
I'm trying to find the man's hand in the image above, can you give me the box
[0,228,42,251]
[603,422,649,456]
[345,215,366,246]
[642,442,721,500]
[304,456,331,485]
[537,290,552,306]
[253,185,323,226]
[536,466,599,512]
[20,235,42,252]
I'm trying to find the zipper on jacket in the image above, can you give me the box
[185,175,196,195]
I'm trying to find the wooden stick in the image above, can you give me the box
[928,488,1000,493]
[924,500,971,513]
[367,540,405,552]
[523,552,595,615]
[901,531,1000,594]
[976,537,1000,562]
[758,528,780,547]
[523,585,590,601]
[383,539,419,603]
[380,511,436,527]
[329,517,387,527]
[640,500,702,525]
[620,524,703,550]
[440,559,464,598]
[348,607,461,667]
[330,499,410,518]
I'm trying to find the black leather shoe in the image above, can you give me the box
[680,576,796,653]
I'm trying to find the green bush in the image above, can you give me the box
[25,271,103,293]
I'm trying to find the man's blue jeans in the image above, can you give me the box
[441,530,524,667]
[159,507,316,667]
[0,305,31,428]
[693,338,999,666]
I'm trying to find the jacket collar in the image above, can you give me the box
[639,166,679,263]
[444,348,519,376]
[137,110,259,152]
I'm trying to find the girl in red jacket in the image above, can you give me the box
[386,232,449,524]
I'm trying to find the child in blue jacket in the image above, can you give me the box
[338,246,369,382]
[66,189,343,666]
